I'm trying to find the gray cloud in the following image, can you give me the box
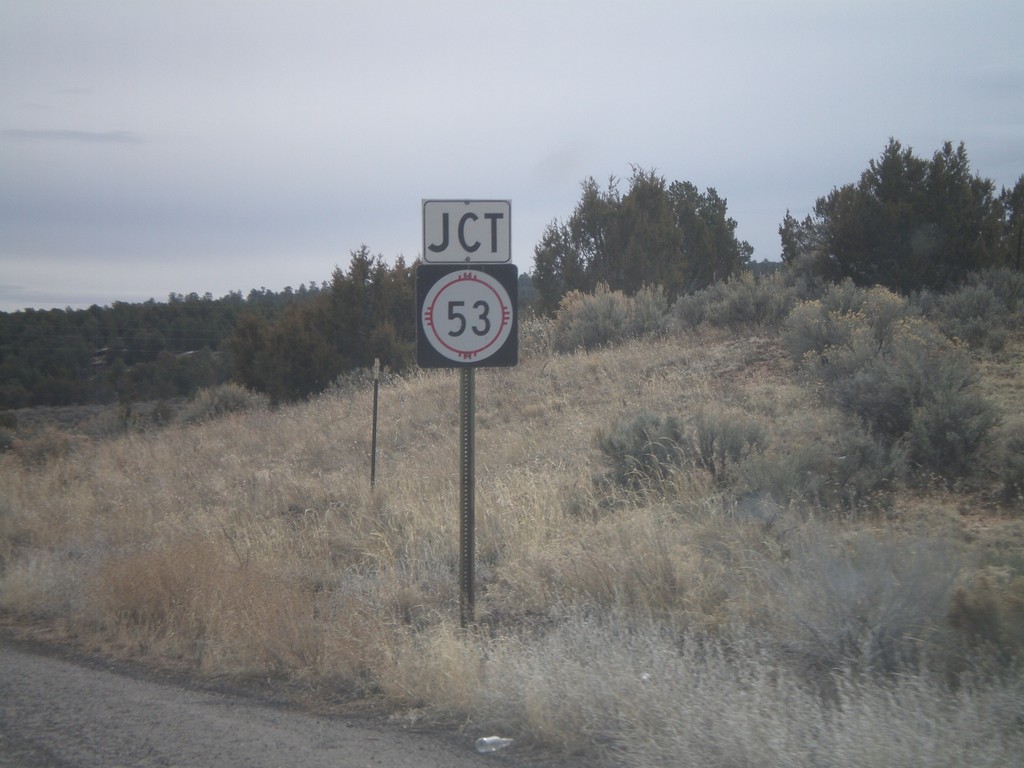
[3,129,145,144]
[1,0,1022,313]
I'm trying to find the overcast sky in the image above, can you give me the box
[2,1,1022,312]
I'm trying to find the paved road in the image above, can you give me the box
[0,637,520,768]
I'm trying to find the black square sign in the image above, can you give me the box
[416,264,518,368]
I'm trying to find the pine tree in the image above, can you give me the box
[781,139,1006,293]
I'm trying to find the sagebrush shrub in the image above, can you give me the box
[739,424,893,512]
[904,390,999,483]
[706,271,798,331]
[782,299,853,361]
[948,568,1024,662]
[693,406,767,482]
[919,283,1010,350]
[917,268,1022,351]
[629,284,670,337]
[552,284,668,353]
[737,445,835,510]
[597,410,691,489]
[671,272,798,332]
[782,281,913,362]
[553,286,630,352]
[784,287,998,484]
[822,320,951,434]
[966,268,1024,317]
[598,407,769,491]
[760,531,960,676]
[176,383,269,424]
[672,288,712,330]
[994,421,1024,504]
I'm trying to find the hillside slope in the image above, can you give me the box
[2,318,1023,767]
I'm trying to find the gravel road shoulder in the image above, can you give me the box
[0,626,557,768]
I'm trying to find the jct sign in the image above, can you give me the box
[422,200,511,263]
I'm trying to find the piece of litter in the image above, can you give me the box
[475,736,513,753]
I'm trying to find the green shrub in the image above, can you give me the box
[672,272,798,332]
[948,568,1024,662]
[705,271,799,331]
[785,288,998,485]
[739,425,893,512]
[965,268,1024,317]
[903,390,999,483]
[553,286,631,352]
[177,383,269,424]
[995,421,1024,505]
[629,284,670,337]
[671,288,712,330]
[782,281,913,362]
[919,283,1010,351]
[692,406,767,483]
[760,531,960,676]
[597,410,691,490]
[552,284,669,353]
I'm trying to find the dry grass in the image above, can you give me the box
[2,321,1023,766]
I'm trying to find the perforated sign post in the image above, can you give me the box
[418,200,517,627]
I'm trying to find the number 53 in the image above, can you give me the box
[447,300,491,337]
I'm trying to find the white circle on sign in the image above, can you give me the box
[422,270,514,363]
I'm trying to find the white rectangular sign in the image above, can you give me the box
[422,199,511,263]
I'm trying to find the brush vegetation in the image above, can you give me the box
[3,274,1024,767]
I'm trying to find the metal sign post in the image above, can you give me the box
[418,200,518,629]
[459,367,475,627]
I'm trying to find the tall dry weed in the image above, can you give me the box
[383,611,1024,767]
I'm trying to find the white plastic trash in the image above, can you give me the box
[475,736,514,753]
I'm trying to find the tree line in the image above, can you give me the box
[2,138,1021,410]
[0,281,333,409]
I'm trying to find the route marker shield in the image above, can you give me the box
[416,264,518,368]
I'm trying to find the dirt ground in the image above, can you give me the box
[0,632,547,768]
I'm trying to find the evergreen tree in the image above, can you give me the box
[226,313,269,393]
[780,139,1006,293]
[222,247,416,403]
[262,301,341,403]
[1001,175,1024,270]
[669,181,753,291]
[533,168,751,312]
